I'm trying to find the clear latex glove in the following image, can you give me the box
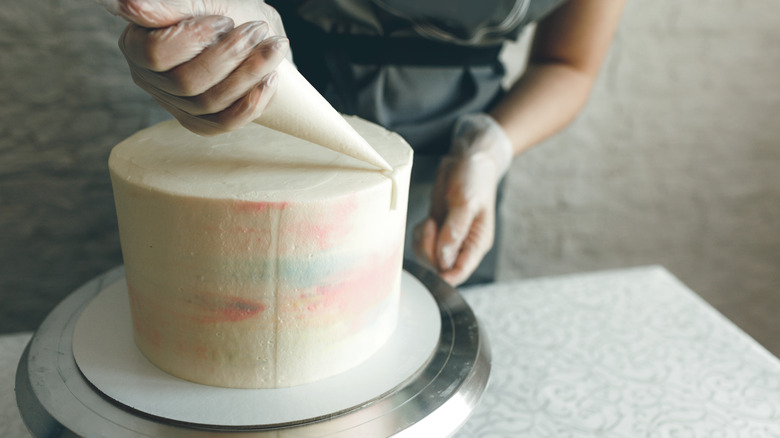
[414,113,513,286]
[99,0,285,30]
[103,0,289,135]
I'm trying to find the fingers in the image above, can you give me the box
[413,218,439,269]
[114,0,198,28]
[115,0,285,30]
[423,155,494,285]
[418,207,495,286]
[121,16,236,72]
[122,16,289,135]
[429,157,455,223]
[184,35,288,114]
[138,34,288,115]
[439,211,494,286]
[436,204,472,272]
[160,71,279,137]
[158,22,271,95]
[124,20,275,96]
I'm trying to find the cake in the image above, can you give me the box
[108,117,413,389]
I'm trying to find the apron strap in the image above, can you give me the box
[319,34,503,67]
[268,1,503,114]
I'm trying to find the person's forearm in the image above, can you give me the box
[489,61,595,156]
[489,0,625,157]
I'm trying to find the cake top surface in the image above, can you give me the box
[109,117,412,202]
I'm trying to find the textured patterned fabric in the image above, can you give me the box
[456,267,780,437]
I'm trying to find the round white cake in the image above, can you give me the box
[109,117,413,389]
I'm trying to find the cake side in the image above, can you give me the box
[108,118,409,202]
[109,118,412,388]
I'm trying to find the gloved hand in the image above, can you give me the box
[414,113,513,286]
[100,0,289,135]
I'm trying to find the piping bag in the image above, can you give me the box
[258,59,392,171]
[97,0,392,171]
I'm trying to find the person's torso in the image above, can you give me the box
[271,0,568,154]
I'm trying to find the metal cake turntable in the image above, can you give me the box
[16,261,490,437]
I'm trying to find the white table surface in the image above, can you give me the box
[3,266,780,437]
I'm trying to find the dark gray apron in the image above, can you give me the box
[269,0,567,284]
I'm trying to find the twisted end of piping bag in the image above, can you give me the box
[253,60,392,171]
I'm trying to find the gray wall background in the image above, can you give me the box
[1,2,779,354]
[497,1,780,354]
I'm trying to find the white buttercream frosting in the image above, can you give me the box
[109,117,413,388]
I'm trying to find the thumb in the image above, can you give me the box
[413,218,439,269]
[436,205,473,272]
[100,0,199,28]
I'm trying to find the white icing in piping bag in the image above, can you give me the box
[256,60,392,171]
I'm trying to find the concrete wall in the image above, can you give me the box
[1,2,779,353]
[498,1,780,354]
[0,2,169,330]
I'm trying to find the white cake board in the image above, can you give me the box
[71,271,441,428]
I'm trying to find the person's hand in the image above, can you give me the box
[414,113,513,286]
[102,0,289,135]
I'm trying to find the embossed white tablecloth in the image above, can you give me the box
[3,266,780,437]
[454,266,780,437]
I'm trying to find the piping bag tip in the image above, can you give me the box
[254,59,392,172]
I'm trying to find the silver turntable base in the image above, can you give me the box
[16,261,490,437]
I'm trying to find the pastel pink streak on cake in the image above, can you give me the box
[308,241,404,319]
[109,117,413,388]
[188,292,266,324]
[234,200,288,214]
